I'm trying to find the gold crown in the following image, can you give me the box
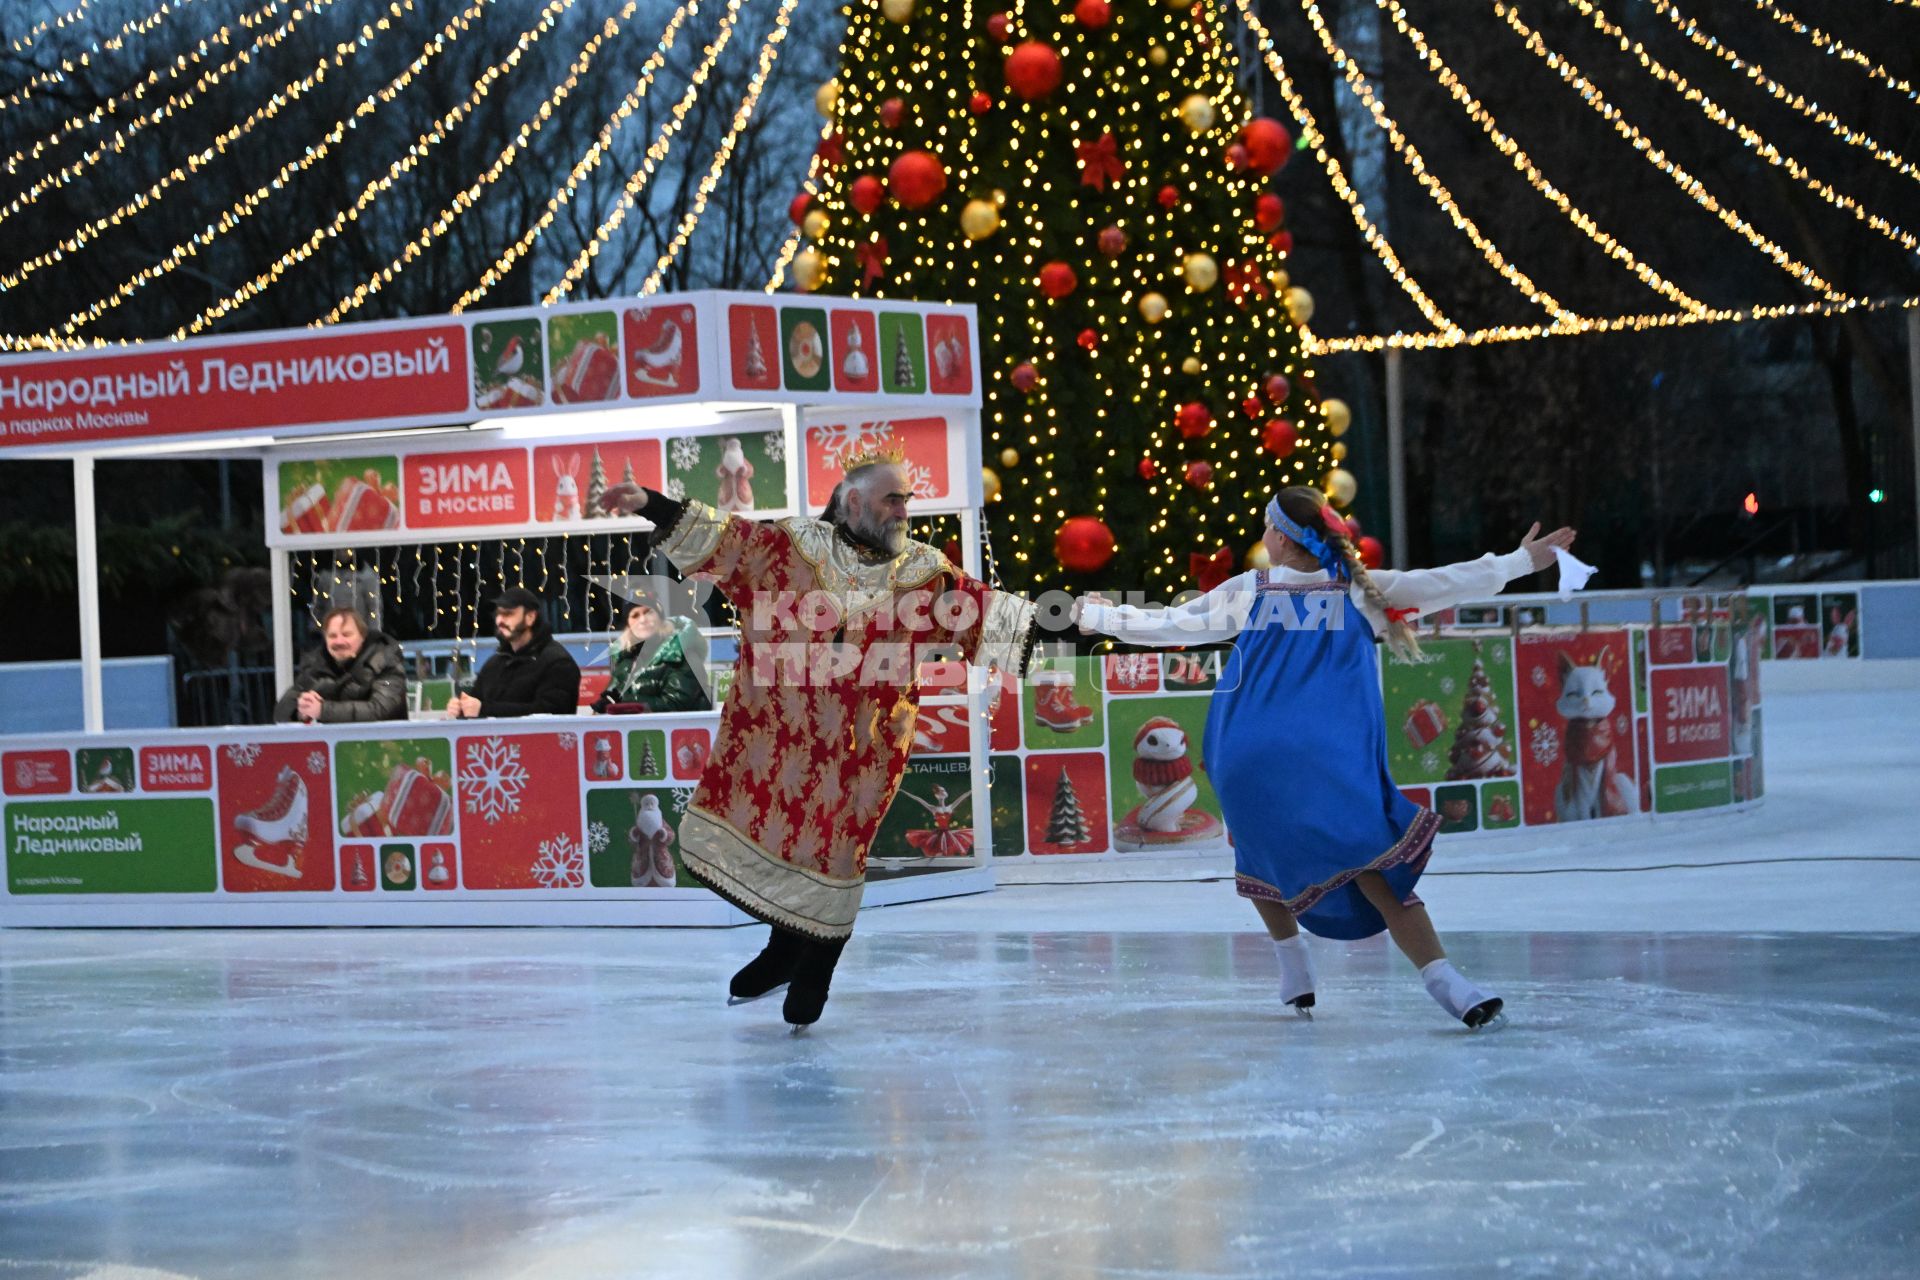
[841,445,907,475]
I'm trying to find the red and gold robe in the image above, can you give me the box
[655,499,1036,939]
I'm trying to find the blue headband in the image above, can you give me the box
[1267,497,1351,581]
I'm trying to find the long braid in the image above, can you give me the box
[1326,527,1423,662]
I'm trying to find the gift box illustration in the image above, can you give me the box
[552,334,619,404]
[343,759,454,837]
[1402,699,1447,750]
[280,482,331,535]
[329,472,400,533]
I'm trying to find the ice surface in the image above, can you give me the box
[1,670,1916,1278]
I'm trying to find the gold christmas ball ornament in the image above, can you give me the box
[1148,44,1169,66]
[1181,356,1202,375]
[1138,291,1170,324]
[1268,268,1290,292]
[1330,442,1348,461]
[881,0,915,22]
[1182,252,1218,292]
[983,466,1002,501]
[999,447,1020,468]
[960,198,1001,241]
[1323,397,1352,436]
[1178,94,1216,133]
[801,209,831,241]
[992,188,1007,206]
[1322,466,1357,508]
[1245,542,1273,571]
[1285,285,1315,324]
[792,248,824,292]
[814,80,840,117]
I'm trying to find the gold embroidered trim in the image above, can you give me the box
[779,517,950,615]
[1234,807,1441,915]
[678,804,863,938]
[656,499,729,573]
[977,589,1039,678]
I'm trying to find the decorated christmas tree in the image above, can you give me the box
[788,0,1351,596]
[1043,767,1093,847]
[636,740,660,776]
[1446,642,1515,780]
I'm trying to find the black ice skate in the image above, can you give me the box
[782,935,848,1034]
[727,926,803,1006]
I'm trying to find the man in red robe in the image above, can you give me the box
[603,449,1038,1028]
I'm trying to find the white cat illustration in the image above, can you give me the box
[1552,650,1636,822]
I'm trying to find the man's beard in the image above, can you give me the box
[845,511,907,556]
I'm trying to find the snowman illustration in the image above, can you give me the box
[1113,717,1223,849]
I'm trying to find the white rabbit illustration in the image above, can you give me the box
[552,453,582,521]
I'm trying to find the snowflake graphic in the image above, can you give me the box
[530,831,586,889]
[664,477,688,502]
[901,459,940,500]
[808,420,894,467]
[1491,645,1509,665]
[670,436,703,471]
[1530,664,1548,688]
[558,732,578,751]
[305,749,327,776]
[1111,653,1157,688]
[588,820,611,855]
[223,742,261,768]
[1421,749,1441,774]
[1439,676,1457,695]
[1530,723,1561,767]
[763,430,785,462]
[670,788,694,814]
[459,736,529,824]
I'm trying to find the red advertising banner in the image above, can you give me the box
[803,416,956,510]
[1515,632,1641,825]
[215,739,337,893]
[1,324,468,450]
[140,746,213,792]
[1651,666,1733,764]
[3,750,72,796]
[403,446,531,529]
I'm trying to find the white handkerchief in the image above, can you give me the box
[1554,546,1597,601]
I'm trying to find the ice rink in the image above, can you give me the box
[3,664,1916,1279]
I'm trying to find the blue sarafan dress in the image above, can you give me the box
[1082,550,1534,940]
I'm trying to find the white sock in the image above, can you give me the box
[1272,935,1315,1005]
[1420,958,1495,1021]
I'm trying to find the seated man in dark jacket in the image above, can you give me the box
[595,595,712,714]
[449,586,581,719]
[273,608,408,723]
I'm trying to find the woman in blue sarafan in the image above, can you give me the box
[1076,486,1575,1029]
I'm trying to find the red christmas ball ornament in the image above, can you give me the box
[1264,373,1291,402]
[888,150,948,208]
[1009,361,1039,392]
[1262,418,1297,457]
[1055,516,1117,573]
[986,11,1011,43]
[1241,117,1293,174]
[1183,460,1215,490]
[1225,142,1249,171]
[1137,457,1158,480]
[1156,184,1179,210]
[1074,0,1111,30]
[879,98,905,129]
[1038,260,1078,299]
[1004,41,1063,100]
[849,174,887,215]
[1254,192,1285,232]
[1268,229,1295,256]
[1357,535,1385,570]
[1076,328,1100,351]
[1175,401,1214,439]
[1096,225,1128,257]
[788,193,813,225]
[1241,395,1263,419]
[969,90,993,115]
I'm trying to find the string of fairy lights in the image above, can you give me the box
[9,1,92,57]
[540,0,756,304]
[1745,0,1917,104]
[1,0,186,114]
[641,0,802,295]
[5,0,495,348]
[4,0,302,178]
[453,0,706,311]
[1636,0,1918,184]
[1547,0,1917,258]
[0,0,363,245]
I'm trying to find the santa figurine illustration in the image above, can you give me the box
[628,793,677,887]
[899,783,975,857]
[1113,716,1223,850]
[715,436,755,513]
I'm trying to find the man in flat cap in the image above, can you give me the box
[448,586,582,719]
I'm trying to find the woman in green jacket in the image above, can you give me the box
[597,597,711,713]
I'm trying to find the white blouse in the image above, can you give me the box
[1078,548,1537,647]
